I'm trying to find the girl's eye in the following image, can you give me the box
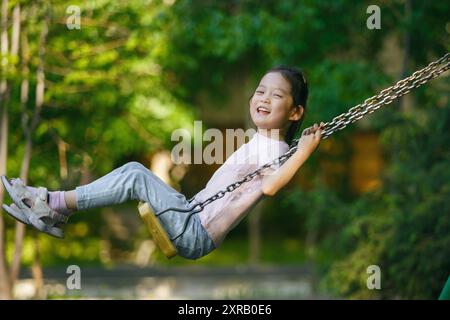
[256,90,264,94]
[274,94,282,98]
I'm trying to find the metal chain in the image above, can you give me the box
[163,52,449,241]
[308,52,450,142]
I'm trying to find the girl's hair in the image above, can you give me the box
[266,65,309,146]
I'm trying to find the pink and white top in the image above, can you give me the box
[193,131,289,247]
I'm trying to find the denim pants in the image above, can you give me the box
[75,161,216,259]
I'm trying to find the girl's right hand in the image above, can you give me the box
[297,122,325,154]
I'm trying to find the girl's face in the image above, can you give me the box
[249,72,303,137]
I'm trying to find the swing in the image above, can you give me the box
[138,202,177,258]
[139,53,449,259]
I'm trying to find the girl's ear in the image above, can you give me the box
[289,105,304,121]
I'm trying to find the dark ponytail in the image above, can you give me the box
[267,66,308,147]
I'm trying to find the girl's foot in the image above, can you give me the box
[2,177,73,215]
[2,203,64,238]
[1,176,69,238]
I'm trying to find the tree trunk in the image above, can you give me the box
[29,9,49,299]
[31,233,44,299]
[57,138,68,180]
[11,6,29,285]
[0,0,11,300]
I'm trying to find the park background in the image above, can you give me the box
[0,0,449,299]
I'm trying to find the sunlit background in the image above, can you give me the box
[0,0,449,299]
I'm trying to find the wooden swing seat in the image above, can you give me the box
[138,202,177,259]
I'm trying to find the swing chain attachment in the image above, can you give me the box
[160,52,449,242]
[295,52,450,142]
[189,52,450,214]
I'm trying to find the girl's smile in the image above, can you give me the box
[249,72,303,140]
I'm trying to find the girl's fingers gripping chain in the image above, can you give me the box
[315,122,325,138]
[303,122,325,136]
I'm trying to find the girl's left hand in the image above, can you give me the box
[297,122,325,154]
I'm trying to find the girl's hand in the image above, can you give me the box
[297,122,325,154]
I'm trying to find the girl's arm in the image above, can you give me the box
[261,122,324,196]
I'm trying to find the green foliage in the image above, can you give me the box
[2,0,448,300]
[291,105,450,299]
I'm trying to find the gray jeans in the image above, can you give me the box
[75,161,215,260]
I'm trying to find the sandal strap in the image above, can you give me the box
[10,179,35,201]
[36,187,48,202]
[33,200,68,225]
[49,210,69,224]
[8,178,69,225]
[32,188,69,225]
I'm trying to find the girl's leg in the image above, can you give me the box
[74,161,216,260]
[14,161,186,215]
[9,161,215,259]
[75,161,189,214]
[74,161,192,241]
[60,162,144,211]
[64,190,77,210]
[10,162,141,214]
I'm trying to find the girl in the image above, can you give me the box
[1,66,324,260]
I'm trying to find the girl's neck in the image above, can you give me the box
[257,128,285,142]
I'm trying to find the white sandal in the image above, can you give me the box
[1,176,67,238]
[2,203,64,238]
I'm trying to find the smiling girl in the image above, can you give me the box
[2,66,324,260]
